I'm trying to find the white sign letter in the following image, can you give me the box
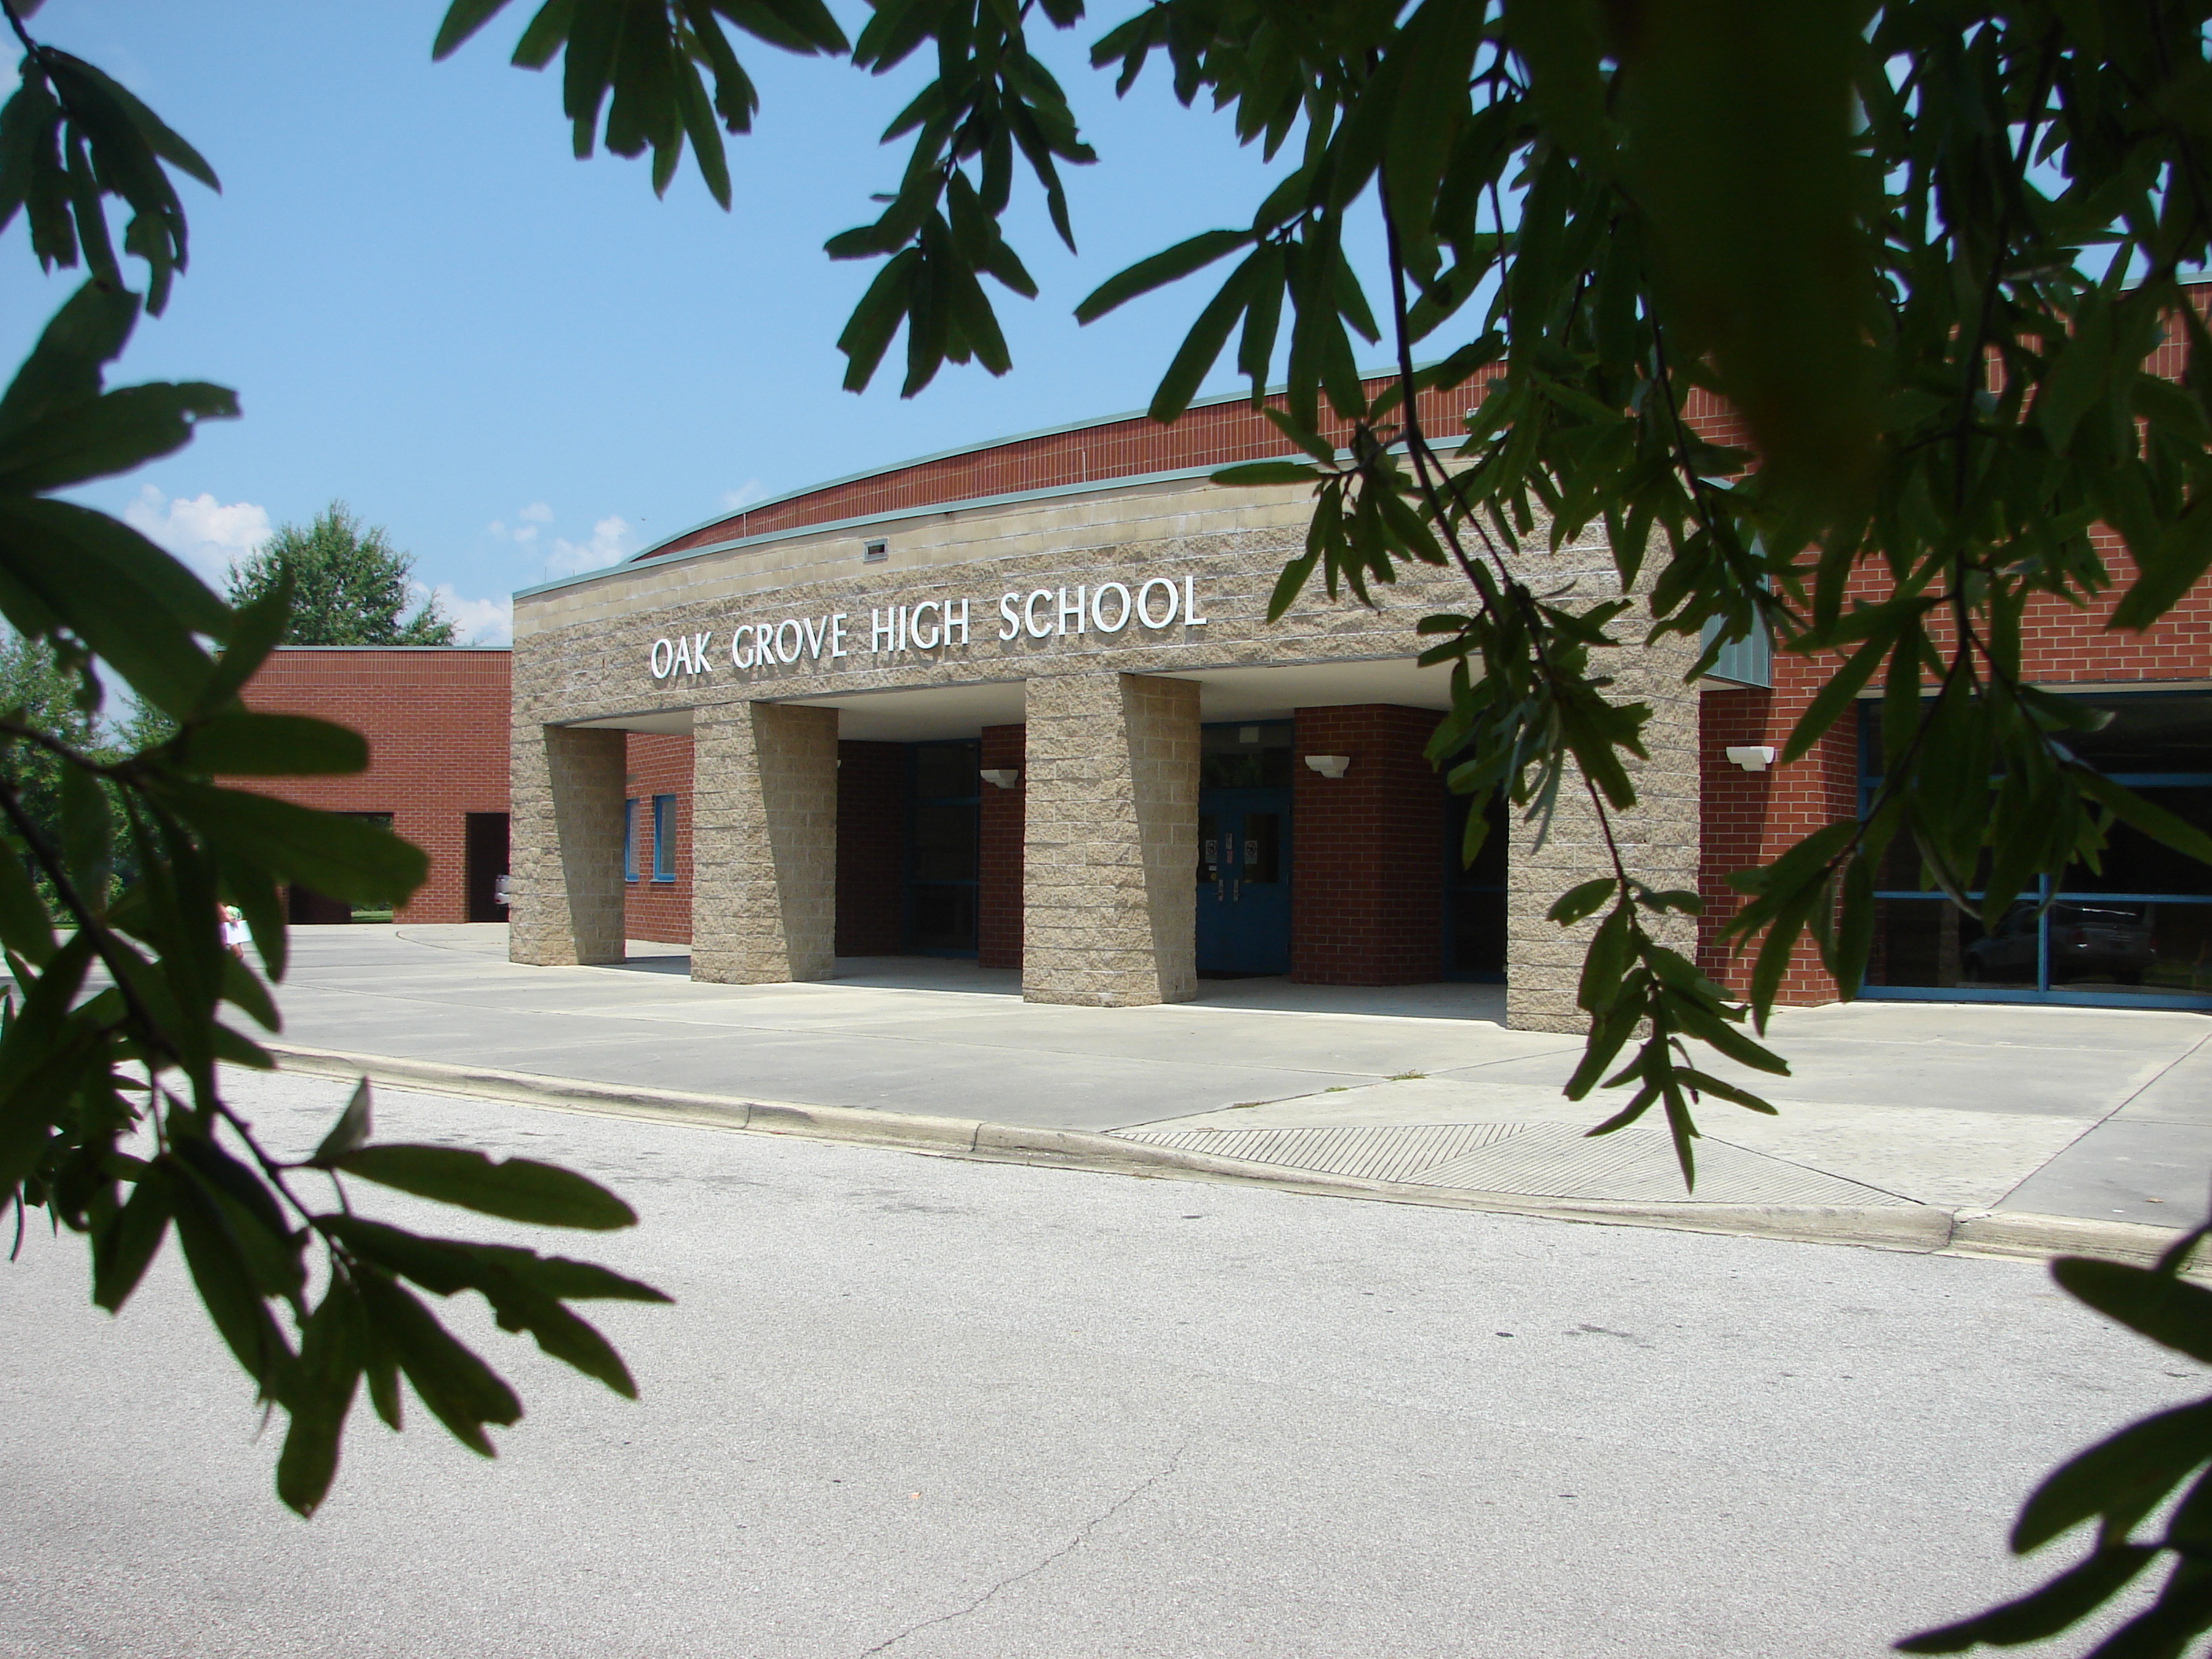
[731,628,756,669]
[775,618,803,664]
[1024,589,1053,639]
[1092,582,1131,633]
[1057,586,1086,636]
[830,613,848,658]
[692,631,713,669]
[802,616,827,658]
[946,599,969,645]
[1183,576,1208,627]
[911,599,942,650]
[872,608,895,652]
[1137,577,1180,628]
[998,592,1020,641]
[650,638,674,678]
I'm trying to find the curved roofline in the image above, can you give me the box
[627,379,1285,567]
[515,458,1239,602]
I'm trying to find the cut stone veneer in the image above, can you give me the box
[1024,672,1199,1006]
[692,702,839,983]
[510,723,625,966]
[1505,599,1702,1033]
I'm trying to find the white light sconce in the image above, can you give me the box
[1304,754,1352,780]
[980,768,1021,789]
[1725,745,1778,772]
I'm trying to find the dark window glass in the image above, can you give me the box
[1200,722,1293,788]
[909,884,977,951]
[1243,812,1281,883]
[1443,790,1508,977]
[914,742,979,801]
[623,798,636,881]
[911,804,976,883]
[1865,897,1994,989]
[652,795,676,882]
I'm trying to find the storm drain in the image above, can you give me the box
[1113,1122,1917,1207]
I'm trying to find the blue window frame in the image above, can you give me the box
[1857,691,2212,1009]
[652,794,676,883]
[621,798,637,883]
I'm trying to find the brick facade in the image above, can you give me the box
[1291,705,1445,985]
[233,647,510,925]
[622,732,692,943]
[977,723,1026,969]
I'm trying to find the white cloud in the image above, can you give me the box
[513,522,537,545]
[434,585,513,646]
[544,514,634,577]
[518,502,553,523]
[123,485,271,586]
[721,480,768,511]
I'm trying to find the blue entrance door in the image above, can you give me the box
[1196,786,1291,973]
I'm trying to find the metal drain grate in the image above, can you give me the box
[1115,1121,1917,1207]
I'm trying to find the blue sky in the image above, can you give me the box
[0,2,1388,642]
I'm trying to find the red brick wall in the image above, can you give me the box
[1291,705,1445,985]
[233,648,510,923]
[836,742,906,956]
[623,733,693,943]
[646,372,1491,559]
[978,724,1025,969]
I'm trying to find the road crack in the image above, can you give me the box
[859,1441,1188,1656]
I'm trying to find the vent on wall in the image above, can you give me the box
[862,539,888,562]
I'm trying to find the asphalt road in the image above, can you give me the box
[3,1071,2203,1658]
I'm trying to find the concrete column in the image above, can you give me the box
[508,723,625,966]
[1506,617,1701,1032]
[1024,672,1199,1006]
[690,702,839,983]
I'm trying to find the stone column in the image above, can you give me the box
[1506,612,1701,1032]
[509,723,625,966]
[1024,672,1199,1006]
[691,702,839,984]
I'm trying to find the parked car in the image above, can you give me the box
[1964,899,2156,984]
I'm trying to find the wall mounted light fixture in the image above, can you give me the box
[1304,754,1352,779]
[980,768,1021,789]
[1724,745,1778,772]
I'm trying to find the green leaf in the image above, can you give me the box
[315,1079,374,1165]
[0,378,239,494]
[331,1144,636,1229]
[434,0,519,60]
[2074,772,2212,870]
[1075,229,1254,325]
[2014,1397,2212,1553]
[276,1279,364,1518]
[90,1163,171,1313]
[353,1270,519,1456]
[178,712,368,778]
[1210,460,1319,488]
[1548,877,1617,925]
[1895,1547,2159,1653]
[145,783,427,903]
[2054,1258,2212,1368]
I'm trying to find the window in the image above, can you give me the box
[863,538,888,562]
[622,798,638,883]
[652,794,676,882]
[1859,692,2212,1007]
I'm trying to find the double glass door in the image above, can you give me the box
[1197,787,1291,973]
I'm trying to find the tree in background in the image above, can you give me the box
[227,503,458,646]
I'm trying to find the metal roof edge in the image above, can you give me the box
[511,458,1280,602]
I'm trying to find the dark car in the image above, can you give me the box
[1965,900,2156,985]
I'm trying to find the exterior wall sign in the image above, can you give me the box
[647,574,1211,681]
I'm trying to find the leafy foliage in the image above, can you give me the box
[0,3,664,1521]
[440,1,2212,1645]
[227,503,460,646]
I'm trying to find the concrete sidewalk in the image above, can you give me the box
[263,924,2210,1244]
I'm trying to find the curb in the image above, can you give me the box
[263,1042,2192,1269]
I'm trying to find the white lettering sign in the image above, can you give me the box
[651,576,1207,679]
